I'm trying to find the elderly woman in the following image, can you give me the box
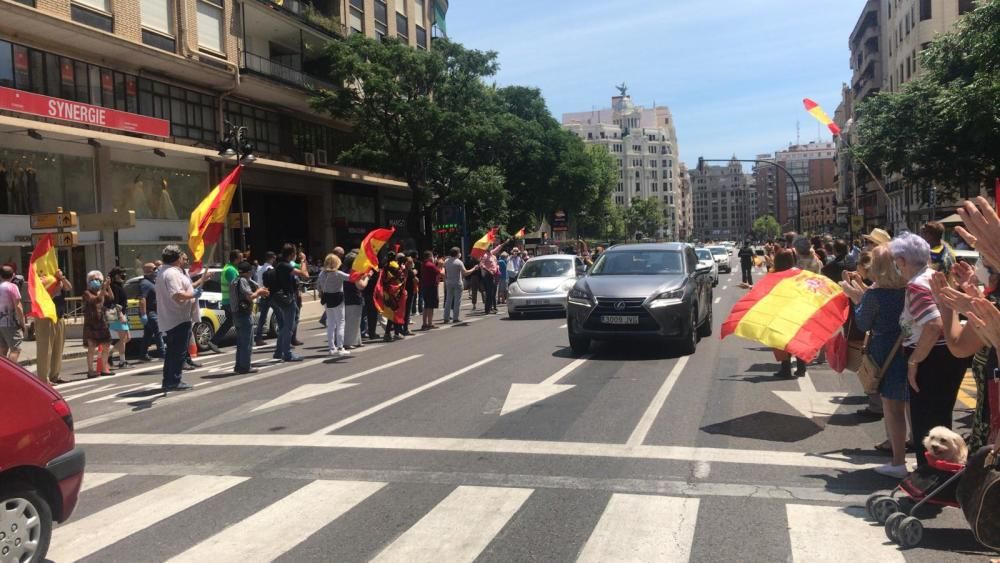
[841,245,908,478]
[318,253,351,356]
[83,270,114,378]
[890,232,971,466]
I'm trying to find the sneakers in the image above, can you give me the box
[162,381,194,391]
[254,338,266,346]
[340,348,351,356]
[874,463,909,479]
[284,354,304,362]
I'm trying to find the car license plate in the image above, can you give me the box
[530,299,549,305]
[601,315,639,325]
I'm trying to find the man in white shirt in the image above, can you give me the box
[442,247,479,323]
[155,245,201,391]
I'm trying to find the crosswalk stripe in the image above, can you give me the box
[577,494,699,563]
[79,472,126,493]
[371,485,532,563]
[86,383,162,404]
[786,504,905,563]
[48,475,247,562]
[165,480,386,563]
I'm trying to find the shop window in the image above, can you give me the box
[0,147,97,215]
[110,161,209,221]
[335,192,376,223]
[0,42,12,88]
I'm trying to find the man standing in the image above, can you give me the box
[419,251,442,330]
[507,248,525,280]
[266,244,304,362]
[921,221,955,275]
[821,240,851,283]
[737,241,755,287]
[155,246,200,391]
[443,248,478,324]
[35,268,72,383]
[208,249,242,353]
[232,261,268,374]
[0,266,26,364]
[254,251,276,346]
[793,237,822,273]
[138,263,163,361]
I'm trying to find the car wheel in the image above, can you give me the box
[193,319,215,352]
[697,303,713,338]
[0,486,53,563]
[676,310,698,356]
[567,323,590,356]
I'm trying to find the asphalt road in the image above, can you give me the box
[45,270,992,562]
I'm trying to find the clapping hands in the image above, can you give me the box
[966,297,1000,351]
[929,271,981,314]
[956,196,1000,271]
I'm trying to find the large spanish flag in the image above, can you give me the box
[803,98,842,137]
[721,269,849,362]
[188,166,243,273]
[470,228,497,259]
[27,234,58,322]
[350,227,394,282]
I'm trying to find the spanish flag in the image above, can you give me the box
[803,98,841,137]
[350,227,395,282]
[721,269,849,362]
[514,226,526,239]
[188,166,243,273]
[470,228,497,259]
[27,234,58,323]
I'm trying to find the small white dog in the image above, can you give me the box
[922,426,968,464]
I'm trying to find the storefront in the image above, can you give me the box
[333,184,378,251]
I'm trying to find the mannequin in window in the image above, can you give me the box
[157,177,178,220]
[10,166,28,215]
[123,175,151,218]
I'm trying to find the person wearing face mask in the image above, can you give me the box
[106,267,130,368]
[83,270,114,378]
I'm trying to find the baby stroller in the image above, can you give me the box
[865,452,966,549]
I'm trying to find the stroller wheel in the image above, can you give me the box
[872,497,899,525]
[884,512,906,542]
[865,494,882,519]
[896,517,924,549]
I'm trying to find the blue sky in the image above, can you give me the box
[447,0,867,168]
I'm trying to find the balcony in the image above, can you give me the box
[240,50,336,91]
[257,0,346,38]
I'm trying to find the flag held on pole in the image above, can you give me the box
[27,234,59,323]
[803,98,842,137]
[514,226,526,239]
[188,166,243,273]
[470,228,498,259]
[720,269,849,362]
[350,227,395,282]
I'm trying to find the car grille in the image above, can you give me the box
[516,303,565,312]
[585,298,660,331]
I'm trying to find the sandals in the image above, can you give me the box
[874,440,915,453]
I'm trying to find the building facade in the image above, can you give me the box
[689,157,753,241]
[773,141,836,232]
[676,163,693,240]
[800,188,838,234]
[563,92,682,240]
[752,153,778,220]
[0,0,447,289]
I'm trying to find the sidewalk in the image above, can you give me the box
[17,296,326,368]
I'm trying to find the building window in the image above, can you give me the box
[141,0,174,35]
[71,0,113,32]
[959,0,975,14]
[414,0,425,25]
[919,0,931,20]
[196,0,224,55]
[415,25,427,49]
[374,0,388,40]
[396,12,409,40]
[349,6,364,35]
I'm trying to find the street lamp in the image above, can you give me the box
[218,121,256,252]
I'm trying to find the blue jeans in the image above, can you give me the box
[444,283,462,322]
[255,297,270,339]
[143,311,164,355]
[162,321,191,388]
[272,301,296,360]
[234,310,253,372]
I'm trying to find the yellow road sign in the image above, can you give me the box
[229,212,251,229]
[32,232,78,248]
[30,211,78,229]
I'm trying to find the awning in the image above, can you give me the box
[939,213,963,226]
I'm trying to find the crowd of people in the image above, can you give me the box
[750,199,998,479]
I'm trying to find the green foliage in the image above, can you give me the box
[624,197,663,239]
[851,0,1000,201]
[753,214,782,240]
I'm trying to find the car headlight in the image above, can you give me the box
[559,278,577,291]
[649,287,684,308]
[508,282,522,295]
[568,286,594,306]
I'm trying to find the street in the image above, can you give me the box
[42,275,989,563]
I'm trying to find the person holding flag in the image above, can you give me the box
[27,234,73,384]
[471,228,511,315]
[188,166,243,274]
[374,259,408,341]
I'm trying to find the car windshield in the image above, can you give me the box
[590,250,684,275]
[709,247,727,256]
[518,259,573,279]
[695,249,712,261]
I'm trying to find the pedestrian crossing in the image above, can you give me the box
[52,471,959,562]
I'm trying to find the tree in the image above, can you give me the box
[753,214,782,240]
[851,1,1000,202]
[624,197,663,240]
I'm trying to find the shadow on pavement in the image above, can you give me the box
[719,373,783,384]
[700,411,822,442]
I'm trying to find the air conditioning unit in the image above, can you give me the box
[316,149,328,166]
[303,152,315,166]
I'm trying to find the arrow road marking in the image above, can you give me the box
[772,371,850,419]
[500,356,590,416]
[252,354,422,412]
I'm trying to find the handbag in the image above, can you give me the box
[103,304,122,325]
[956,446,1000,552]
[856,333,903,395]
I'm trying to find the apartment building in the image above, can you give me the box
[800,188,838,234]
[689,157,753,241]
[752,153,778,220]
[563,91,682,240]
[0,0,447,287]
[676,163,693,240]
[773,141,836,231]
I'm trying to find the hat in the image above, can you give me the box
[237,261,253,273]
[863,228,891,246]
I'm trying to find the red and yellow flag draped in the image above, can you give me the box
[721,269,849,362]
[27,234,58,322]
[188,166,243,273]
[470,228,497,259]
[373,262,408,324]
[803,98,841,137]
[350,227,395,282]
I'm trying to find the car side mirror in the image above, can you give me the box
[576,266,586,276]
[509,273,518,283]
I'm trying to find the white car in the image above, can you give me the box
[507,255,586,318]
[707,245,732,274]
[695,248,720,287]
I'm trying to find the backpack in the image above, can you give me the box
[229,277,253,313]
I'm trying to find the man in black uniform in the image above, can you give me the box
[738,241,755,287]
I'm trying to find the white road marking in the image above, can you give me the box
[166,480,386,563]
[371,485,532,563]
[500,356,589,415]
[63,383,130,402]
[721,285,728,290]
[312,354,503,435]
[772,372,849,419]
[693,461,711,480]
[55,364,162,390]
[114,382,215,403]
[558,323,568,328]
[86,383,163,404]
[252,355,423,412]
[577,494,699,563]
[786,504,906,562]
[48,475,247,562]
[713,297,721,304]
[79,472,126,493]
[627,356,690,446]
[76,433,884,471]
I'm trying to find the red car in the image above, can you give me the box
[0,357,85,563]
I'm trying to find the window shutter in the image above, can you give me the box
[197,1,223,53]
[142,0,174,34]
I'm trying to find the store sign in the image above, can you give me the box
[0,86,170,137]
[552,209,568,232]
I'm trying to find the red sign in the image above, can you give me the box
[0,86,170,137]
